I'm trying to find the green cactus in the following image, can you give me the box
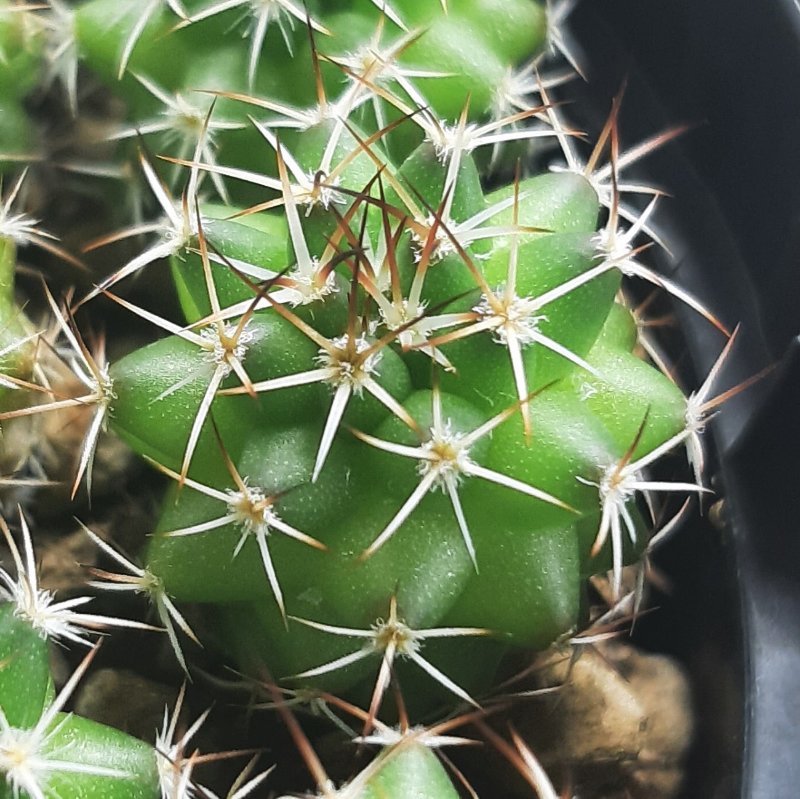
[0,1,743,796]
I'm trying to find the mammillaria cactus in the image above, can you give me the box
[0,1,755,796]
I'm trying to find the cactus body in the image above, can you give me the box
[0,1,734,796]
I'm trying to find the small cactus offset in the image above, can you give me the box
[0,1,749,797]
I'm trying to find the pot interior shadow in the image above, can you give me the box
[569,2,800,796]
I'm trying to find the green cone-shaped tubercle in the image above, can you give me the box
[0,9,45,101]
[442,517,581,647]
[441,231,619,408]
[395,15,506,120]
[357,740,461,799]
[0,604,51,729]
[556,320,687,456]
[146,425,361,603]
[479,387,617,527]
[35,713,159,799]
[74,0,190,90]
[171,205,289,324]
[485,172,601,240]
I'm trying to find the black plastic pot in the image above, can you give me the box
[568,2,800,796]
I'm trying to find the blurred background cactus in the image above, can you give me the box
[0,1,757,796]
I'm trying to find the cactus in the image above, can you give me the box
[0,1,748,796]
